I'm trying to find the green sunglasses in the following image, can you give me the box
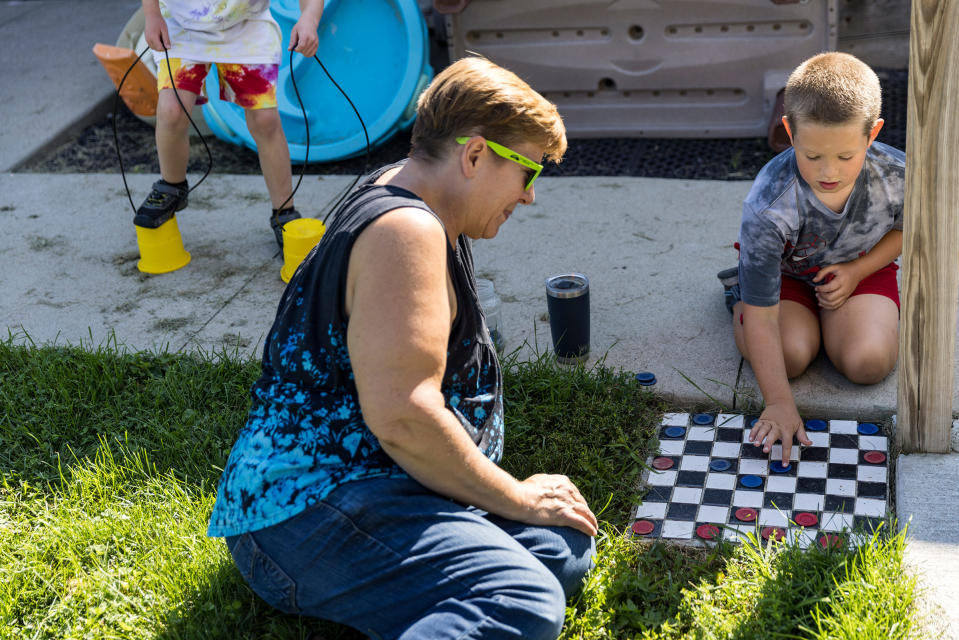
[455,136,543,190]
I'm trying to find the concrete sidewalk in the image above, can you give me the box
[0,0,140,172]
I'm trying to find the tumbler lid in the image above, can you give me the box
[545,273,589,299]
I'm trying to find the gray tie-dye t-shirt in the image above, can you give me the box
[737,141,905,307]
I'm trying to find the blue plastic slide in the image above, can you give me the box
[202,0,432,163]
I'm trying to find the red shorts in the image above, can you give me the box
[780,262,900,316]
[156,58,278,109]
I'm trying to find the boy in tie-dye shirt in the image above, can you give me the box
[721,53,904,466]
[135,0,324,248]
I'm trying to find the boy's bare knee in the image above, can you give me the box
[783,349,814,379]
[246,109,281,137]
[156,100,191,132]
[781,336,818,379]
[837,346,896,384]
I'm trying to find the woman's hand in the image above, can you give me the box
[813,262,863,310]
[517,474,598,536]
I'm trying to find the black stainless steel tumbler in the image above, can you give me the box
[545,273,590,364]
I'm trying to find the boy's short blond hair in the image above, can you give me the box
[410,56,567,164]
[784,52,881,136]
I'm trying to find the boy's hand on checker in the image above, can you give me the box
[813,262,863,310]
[749,402,812,465]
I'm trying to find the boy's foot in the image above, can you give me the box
[134,179,189,228]
[717,266,740,314]
[270,207,302,249]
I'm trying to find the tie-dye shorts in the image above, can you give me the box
[156,58,278,110]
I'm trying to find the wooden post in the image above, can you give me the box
[897,0,959,453]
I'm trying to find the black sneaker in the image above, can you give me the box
[270,207,302,249]
[134,179,189,228]
[717,266,741,314]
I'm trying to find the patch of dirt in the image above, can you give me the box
[220,332,252,349]
[151,316,192,332]
[26,234,70,255]
[111,251,140,266]
[112,300,139,313]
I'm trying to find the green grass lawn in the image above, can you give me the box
[0,339,923,639]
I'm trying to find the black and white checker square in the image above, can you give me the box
[632,413,890,548]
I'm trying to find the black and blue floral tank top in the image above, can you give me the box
[207,163,505,537]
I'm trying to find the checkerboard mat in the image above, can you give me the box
[632,413,890,548]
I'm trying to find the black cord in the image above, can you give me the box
[112,46,151,215]
[274,48,371,223]
[274,47,309,214]
[308,53,371,224]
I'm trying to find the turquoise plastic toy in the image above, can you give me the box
[202,0,432,163]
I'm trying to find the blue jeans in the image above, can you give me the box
[226,477,595,640]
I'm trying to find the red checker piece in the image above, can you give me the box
[631,520,655,536]
[794,512,819,527]
[735,508,758,522]
[819,534,844,550]
[696,524,721,540]
[863,451,887,464]
[761,527,786,542]
[652,457,675,470]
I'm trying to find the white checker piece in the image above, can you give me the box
[705,473,736,490]
[658,440,684,456]
[712,442,741,458]
[680,455,709,472]
[829,420,859,434]
[829,448,860,464]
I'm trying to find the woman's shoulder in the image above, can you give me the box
[357,205,447,252]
